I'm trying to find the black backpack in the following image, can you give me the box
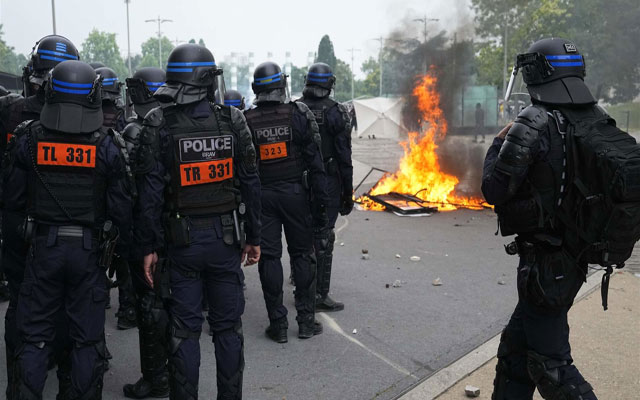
[555,106,640,307]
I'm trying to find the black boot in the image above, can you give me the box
[123,373,169,399]
[297,315,322,339]
[265,318,288,343]
[316,294,344,312]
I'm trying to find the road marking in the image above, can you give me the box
[318,313,417,378]
[397,272,605,400]
[335,215,349,237]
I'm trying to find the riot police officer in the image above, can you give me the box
[5,60,132,399]
[482,38,598,400]
[297,62,353,312]
[136,43,261,399]
[224,89,246,110]
[95,67,127,131]
[245,61,328,342]
[0,34,79,399]
[121,67,171,398]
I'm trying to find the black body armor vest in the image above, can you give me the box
[299,96,336,159]
[497,111,567,237]
[27,123,108,227]
[245,103,305,185]
[164,105,239,216]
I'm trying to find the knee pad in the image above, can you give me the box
[168,318,201,355]
[527,351,594,400]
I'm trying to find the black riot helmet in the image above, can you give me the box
[89,62,106,70]
[94,67,123,103]
[23,35,80,97]
[305,62,336,90]
[505,38,595,105]
[40,60,103,134]
[252,62,287,94]
[156,43,224,105]
[223,89,245,110]
[126,67,166,117]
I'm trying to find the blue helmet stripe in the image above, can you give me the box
[254,76,281,85]
[167,61,216,67]
[549,61,584,67]
[53,85,91,94]
[103,77,118,81]
[38,49,78,60]
[225,100,242,106]
[546,55,582,60]
[52,78,93,88]
[147,86,160,92]
[145,81,164,86]
[308,72,333,77]
[40,55,71,63]
[167,67,193,72]
[308,77,329,83]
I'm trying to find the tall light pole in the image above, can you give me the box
[502,21,508,98]
[372,37,384,97]
[145,16,173,68]
[51,0,57,34]
[125,0,132,76]
[413,15,439,74]
[347,47,361,101]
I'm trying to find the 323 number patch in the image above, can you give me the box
[37,142,96,168]
[260,142,287,161]
[180,158,233,186]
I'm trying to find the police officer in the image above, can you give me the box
[245,61,328,342]
[224,89,246,110]
[482,38,598,400]
[121,67,171,398]
[136,43,261,399]
[0,34,79,399]
[95,67,127,131]
[5,60,132,399]
[297,62,353,312]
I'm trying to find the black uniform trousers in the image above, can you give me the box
[166,217,245,399]
[259,182,316,322]
[495,255,597,399]
[15,227,107,397]
[3,212,71,398]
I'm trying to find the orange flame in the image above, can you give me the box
[358,71,486,212]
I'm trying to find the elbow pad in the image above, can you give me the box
[137,107,164,174]
[229,107,257,173]
[295,102,321,147]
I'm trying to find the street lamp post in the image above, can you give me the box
[125,0,132,76]
[348,47,361,101]
[51,0,57,34]
[373,37,384,97]
[413,14,439,74]
[145,16,173,68]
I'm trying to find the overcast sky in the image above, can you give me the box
[0,0,473,77]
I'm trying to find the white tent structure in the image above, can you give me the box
[352,97,408,139]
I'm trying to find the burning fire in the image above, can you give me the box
[358,71,486,212]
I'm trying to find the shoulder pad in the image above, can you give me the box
[229,106,248,131]
[142,106,165,128]
[14,119,35,137]
[294,101,312,114]
[0,93,23,107]
[515,105,548,130]
[109,128,126,149]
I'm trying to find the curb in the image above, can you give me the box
[396,272,605,400]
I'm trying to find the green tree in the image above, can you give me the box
[80,29,128,78]
[290,64,308,95]
[471,0,640,102]
[359,57,380,97]
[0,25,27,76]
[315,35,337,70]
[138,36,174,69]
[333,59,354,102]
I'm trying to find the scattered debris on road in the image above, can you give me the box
[352,329,357,335]
[395,254,401,258]
[432,277,443,286]
[410,256,421,262]
[465,385,480,397]
[497,278,506,285]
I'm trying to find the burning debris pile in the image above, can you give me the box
[357,71,487,214]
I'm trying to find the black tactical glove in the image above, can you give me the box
[108,255,130,288]
[314,204,329,230]
[339,193,354,216]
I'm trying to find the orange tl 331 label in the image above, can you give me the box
[180,158,233,186]
[259,142,287,161]
[37,142,96,168]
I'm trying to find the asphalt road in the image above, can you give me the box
[0,135,525,399]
